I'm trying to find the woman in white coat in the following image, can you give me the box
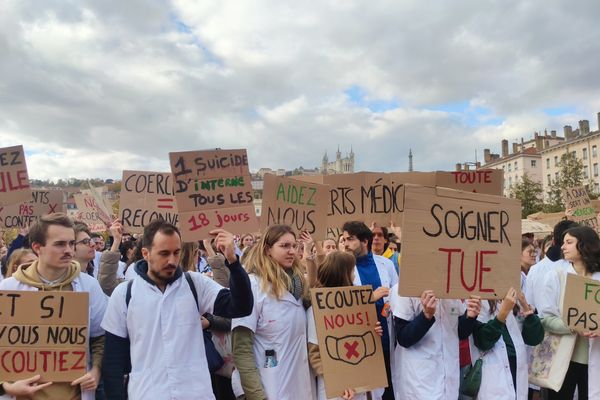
[471,287,544,399]
[232,225,312,400]
[539,225,600,399]
[390,287,482,400]
[306,250,386,400]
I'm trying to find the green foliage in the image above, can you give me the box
[544,152,585,212]
[510,173,543,218]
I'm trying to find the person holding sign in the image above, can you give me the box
[539,226,600,399]
[307,250,386,400]
[526,220,578,316]
[390,287,481,399]
[0,213,108,400]
[231,225,312,400]
[470,287,544,399]
[341,221,397,400]
[101,219,253,400]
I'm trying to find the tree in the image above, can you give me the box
[510,173,543,218]
[544,152,585,212]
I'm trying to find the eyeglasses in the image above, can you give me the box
[76,238,94,246]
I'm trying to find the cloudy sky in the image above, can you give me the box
[1,0,600,181]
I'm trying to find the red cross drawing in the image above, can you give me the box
[48,203,57,213]
[344,340,359,359]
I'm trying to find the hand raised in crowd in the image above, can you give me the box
[298,230,314,246]
[497,287,517,323]
[465,295,482,318]
[1,375,53,396]
[202,238,216,257]
[372,286,390,302]
[389,221,402,242]
[341,388,356,400]
[109,219,123,240]
[421,290,437,320]
[210,229,237,264]
[70,365,100,391]
[516,290,534,317]
[374,321,384,337]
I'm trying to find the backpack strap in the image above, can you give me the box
[125,272,199,312]
[126,279,134,308]
[184,272,200,312]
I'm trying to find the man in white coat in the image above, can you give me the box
[0,213,107,400]
[342,221,397,400]
[101,219,254,400]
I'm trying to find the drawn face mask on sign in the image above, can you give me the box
[325,331,377,365]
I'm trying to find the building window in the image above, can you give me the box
[508,164,512,172]
[554,156,558,166]
[595,163,599,177]
[593,145,598,158]
[583,148,588,160]
[508,177,512,186]
[502,165,505,171]
[531,160,537,167]
[584,165,589,179]
[546,158,550,168]
[572,151,576,158]
[547,174,551,185]
[514,161,518,171]
[596,183,600,193]
[555,172,559,180]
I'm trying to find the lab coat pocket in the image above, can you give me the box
[259,365,281,399]
[478,355,506,399]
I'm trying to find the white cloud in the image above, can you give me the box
[1,0,600,181]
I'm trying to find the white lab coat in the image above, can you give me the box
[538,266,600,397]
[389,284,464,400]
[470,302,528,400]
[352,254,398,354]
[306,307,368,400]
[525,257,570,316]
[0,273,107,400]
[232,275,312,400]
[101,272,223,400]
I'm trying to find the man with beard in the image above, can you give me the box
[0,213,107,399]
[342,221,397,399]
[101,219,253,400]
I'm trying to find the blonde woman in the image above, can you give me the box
[5,248,37,278]
[232,225,312,400]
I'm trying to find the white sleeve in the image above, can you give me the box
[88,279,108,338]
[390,284,418,321]
[538,269,562,318]
[307,307,318,344]
[231,277,260,333]
[101,281,129,338]
[192,272,225,315]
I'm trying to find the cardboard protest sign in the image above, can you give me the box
[399,184,521,299]
[321,173,405,237]
[169,149,259,241]
[435,169,504,196]
[0,145,32,206]
[260,174,329,239]
[81,185,113,223]
[0,190,65,228]
[119,170,179,234]
[0,291,89,382]
[310,286,387,398]
[73,193,109,233]
[562,186,598,231]
[562,274,600,334]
